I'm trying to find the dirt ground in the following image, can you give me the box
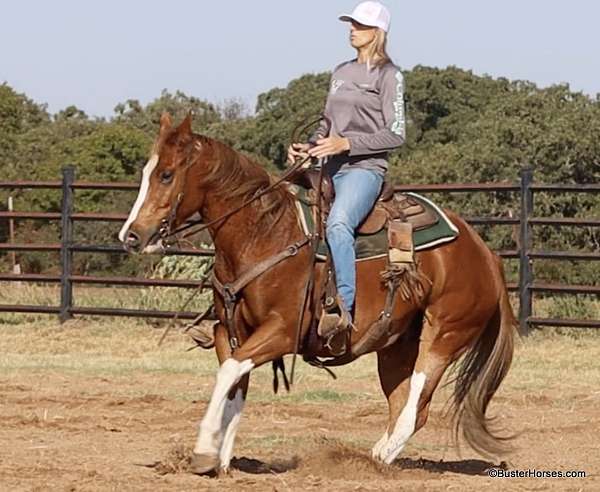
[0,320,598,491]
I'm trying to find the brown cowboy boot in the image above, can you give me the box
[186,320,216,349]
[317,297,354,356]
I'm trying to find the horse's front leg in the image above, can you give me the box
[191,314,293,475]
[194,321,250,475]
[218,375,248,473]
[214,321,251,474]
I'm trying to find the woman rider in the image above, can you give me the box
[287,1,406,341]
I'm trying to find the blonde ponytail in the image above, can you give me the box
[365,29,392,68]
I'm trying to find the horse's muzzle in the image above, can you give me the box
[121,227,165,254]
[122,230,142,253]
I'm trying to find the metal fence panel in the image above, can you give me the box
[0,167,598,330]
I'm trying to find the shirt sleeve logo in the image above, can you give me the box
[330,79,344,94]
[391,71,406,138]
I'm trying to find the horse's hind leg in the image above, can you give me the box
[373,330,420,458]
[375,315,478,464]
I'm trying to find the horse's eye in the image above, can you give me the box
[160,170,174,184]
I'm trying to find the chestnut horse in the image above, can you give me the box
[119,113,516,475]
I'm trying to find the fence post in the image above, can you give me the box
[518,167,534,335]
[59,166,75,323]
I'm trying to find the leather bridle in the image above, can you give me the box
[153,116,324,376]
[158,115,323,244]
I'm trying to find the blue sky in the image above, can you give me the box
[1,0,598,117]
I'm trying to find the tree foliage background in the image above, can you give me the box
[0,65,598,284]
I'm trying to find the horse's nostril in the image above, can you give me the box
[125,231,141,250]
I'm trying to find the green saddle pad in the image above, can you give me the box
[293,188,459,261]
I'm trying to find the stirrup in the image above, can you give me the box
[324,326,351,357]
[317,307,353,357]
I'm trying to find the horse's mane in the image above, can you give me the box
[195,135,295,232]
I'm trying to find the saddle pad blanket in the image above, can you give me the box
[293,189,460,262]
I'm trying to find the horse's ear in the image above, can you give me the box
[159,112,172,133]
[152,112,173,155]
[177,113,193,137]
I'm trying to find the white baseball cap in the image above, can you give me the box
[339,1,391,32]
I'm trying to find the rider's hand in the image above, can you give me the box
[287,143,311,165]
[308,136,350,160]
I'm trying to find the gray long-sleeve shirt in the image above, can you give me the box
[309,59,406,176]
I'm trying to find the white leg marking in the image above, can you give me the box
[378,371,426,464]
[371,431,389,459]
[219,388,245,471]
[118,154,159,242]
[194,358,254,457]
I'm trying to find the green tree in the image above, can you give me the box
[0,83,50,167]
[1,69,599,284]
[244,72,330,168]
[113,89,221,135]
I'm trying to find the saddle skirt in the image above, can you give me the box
[288,171,459,262]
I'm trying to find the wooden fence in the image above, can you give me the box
[0,166,598,334]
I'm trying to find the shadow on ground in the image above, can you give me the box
[231,456,300,474]
[394,457,507,476]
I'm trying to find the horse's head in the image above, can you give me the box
[119,112,204,253]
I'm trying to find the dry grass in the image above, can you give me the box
[0,318,378,405]
[0,282,211,325]
[1,318,599,403]
[2,282,597,328]
[1,280,599,405]
[2,278,599,339]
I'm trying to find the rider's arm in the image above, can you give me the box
[347,66,406,156]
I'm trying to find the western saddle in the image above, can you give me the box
[291,169,439,237]
[290,168,438,356]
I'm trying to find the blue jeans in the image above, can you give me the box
[326,168,384,313]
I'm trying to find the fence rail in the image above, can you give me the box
[1,167,598,333]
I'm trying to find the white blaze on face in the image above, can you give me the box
[118,154,159,242]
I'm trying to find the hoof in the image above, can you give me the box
[379,440,405,465]
[190,452,220,475]
[371,434,388,460]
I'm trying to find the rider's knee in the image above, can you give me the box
[326,209,353,237]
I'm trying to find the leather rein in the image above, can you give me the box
[157,116,322,245]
